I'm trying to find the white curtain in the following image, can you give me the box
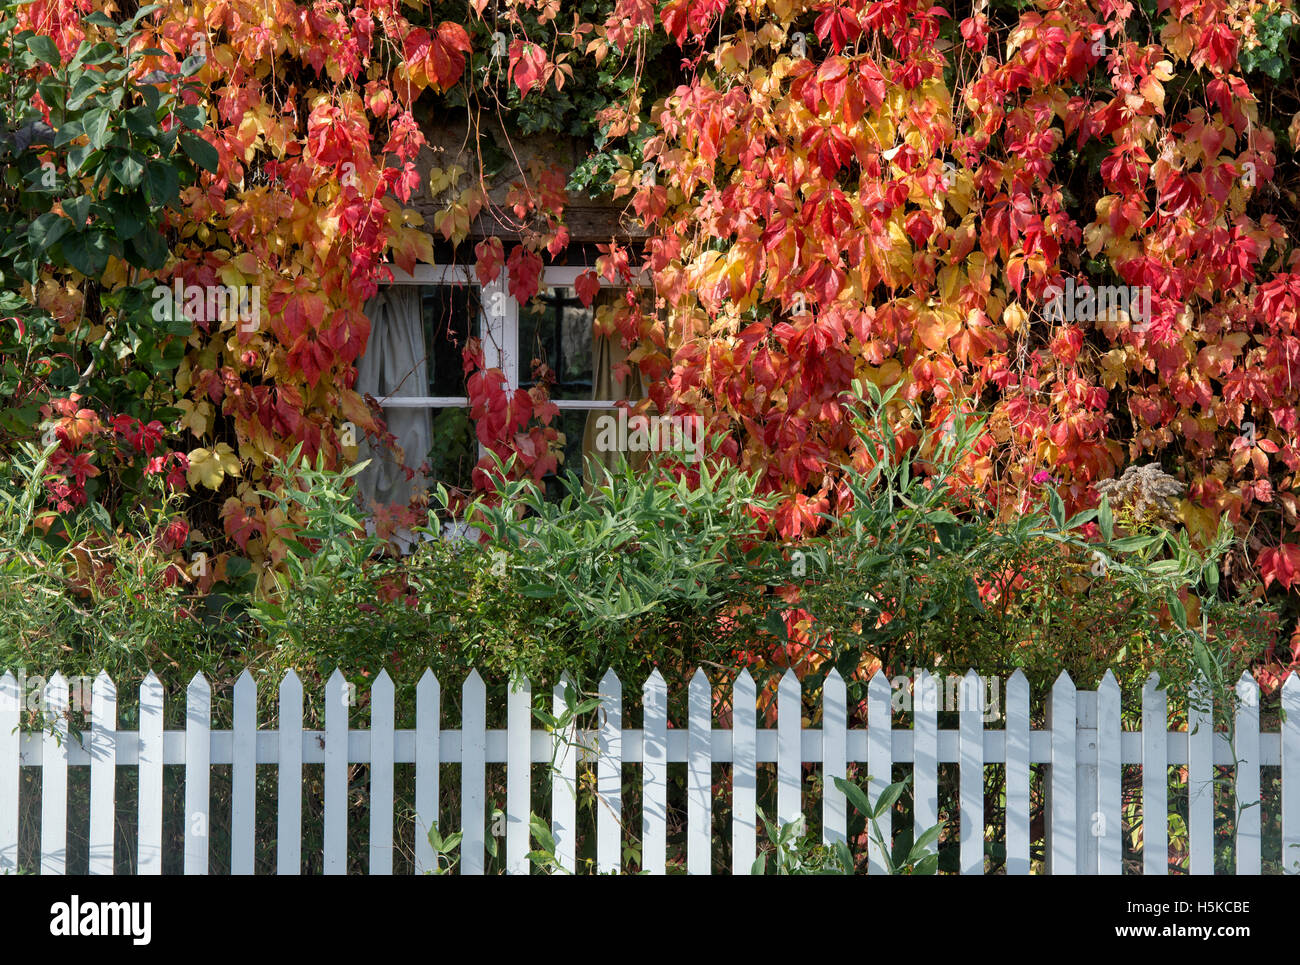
[356,287,431,508]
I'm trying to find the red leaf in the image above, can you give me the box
[575,269,601,308]
[509,40,548,97]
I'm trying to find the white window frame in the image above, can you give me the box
[375,262,647,413]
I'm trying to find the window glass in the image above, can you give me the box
[517,286,595,400]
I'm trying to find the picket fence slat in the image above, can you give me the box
[461,671,486,875]
[1048,673,1076,875]
[1097,672,1121,876]
[866,671,891,875]
[732,670,757,875]
[777,670,800,830]
[278,670,303,875]
[232,671,256,875]
[1188,681,1213,876]
[822,669,847,849]
[323,670,349,875]
[89,672,116,876]
[642,671,668,875]
[959,670,983,875]
[914,670,938,861]
[1142,674,1168,875]
[6,666,1295,876]
[1284,675,1300,875]
[41,674,68,875]
[369,671,394,875]
[551,676,577,874]
[506,676,531,875]
[185,674,211,875]
[0,673,17,874]
[688,669,712,875]
[1235,673,1260,875]
[138,673,163,875]
[597,669,622,875]
[414,670,440,875]
[1005,670,1030,875]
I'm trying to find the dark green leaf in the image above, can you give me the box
[178,130,218,173]
[25,35,60,65]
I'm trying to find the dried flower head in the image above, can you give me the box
[1094,463,1184,524]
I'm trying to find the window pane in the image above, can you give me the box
[518,286,594,401]
[424,406,477,493]
[422,285,473,397]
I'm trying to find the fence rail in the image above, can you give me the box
[2,667,1297,875]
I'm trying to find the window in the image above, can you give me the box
[356,261,639,511]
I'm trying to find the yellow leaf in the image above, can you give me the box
[1003,302,1027,335]
[187,443,242,491]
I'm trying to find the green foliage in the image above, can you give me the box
[0,3,208,437]
[1240,10,1296,79]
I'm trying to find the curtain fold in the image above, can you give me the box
[355,287,431,507]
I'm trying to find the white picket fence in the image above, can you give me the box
[2,667,1296,875]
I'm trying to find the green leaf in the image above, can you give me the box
[109,151,145,187]
[178,130,218,173]
[873,778,910,819]
[62,229,110,277]
[1046,487,1065,529]
[25,35,60,65]
[1098,496,1113,542]
[27,212,72,252]
[126,228,166,269]
[833,776,874,819]
[173,104,205,130]
[62,194,92,224]
[83,107,113,150]
[67,73,102,111]
[66,143,97,177]
[142,159,179,206]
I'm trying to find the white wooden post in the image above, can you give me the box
[1096,672,1121,875]
[369,670,394,875]
[642,670,668,875]
[414,669,440,875]
[1142,673,1168,875]
[866,671,892,874]
[732,670,757,874]
[0,672,17,874]
[822,669,847,848]
[138,673,163,875]
[1187,678,1213,875]
[551,676,577,874]
[231,671,256,875]
[959,669,983,874]
[323,670,349,874]
[596,669,622,874]
[277,670,302,875]
[1046,672,1077,875]
[41,673,68,875]
[1234,672,1260,875]
[89,672,116,875]
[1075,688,1098,875]
[1005,670,1030,874]
[913,670,938,861]
[505,675,531,875]
[1284,673,1300,874]
[184,673,211,875]
[461,670,486,875]
[688,669,712,874]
